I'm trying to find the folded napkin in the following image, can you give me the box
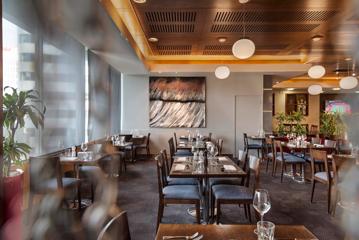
[174,164,186,171]
[174,157,188,162]
[60,156,78,161]
[218,157,227,161]
[314,144,324,148]
[223,165,236,171]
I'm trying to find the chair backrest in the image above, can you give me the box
[97,211,131,240]
[246,155,261,191]
[217,138,224,155]
[160,149,171,178]
[238,149,248,170]
[332,155,354,185]
[273,140,284,161]
[173,132,178,148]
[243,133,249,149]
[309,149,330,182]
[168,137,176,158]
[29,156,63,193]
[155,154,166,199]
[324,139,337,148]
[145,133,151,147]
[119,134,132,142]
[208,132,212,141]
[310,125,319,135]
[311,137,321,145]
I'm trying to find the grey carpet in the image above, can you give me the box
[116,157,344,240]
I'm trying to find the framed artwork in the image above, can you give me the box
[149,76,206,128]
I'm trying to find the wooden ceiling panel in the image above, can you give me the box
[145,11,197,22]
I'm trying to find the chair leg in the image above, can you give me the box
[215,200,220,224]
[156,202,164,231]
[272,158,277,177]
[243,204,248,219]
[280,162,285,183]
[146,147,150,157]
[311,181,316,203]
[90,183,94,203]
[77,182,82,211]
[327,184,332,213]
[195,202,201,224]
[247,204,252,223]
[265,156,270,172]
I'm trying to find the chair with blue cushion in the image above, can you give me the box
[161,149,198,186]
[211,155,260,224]
[155,154,201,230]
[168,137,192,159]
[243,133,262,158]
[273,140,306,183]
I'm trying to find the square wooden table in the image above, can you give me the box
[156,224,318,240]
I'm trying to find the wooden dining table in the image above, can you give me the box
[170,155,246,223]
[156,224,319,240]
[60,153,105,178]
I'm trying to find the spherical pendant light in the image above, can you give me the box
[215,66,230,79]
[308,84,323,95]
[339,76,358,89]
[232,39,256,59]
[308,65,326,79]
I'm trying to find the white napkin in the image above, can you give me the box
[174,157,188,162]
[223,165,236,171]
[60,156,78,161]
[314,144,324,148]
[174,164,186,171]
[218,157,227,161]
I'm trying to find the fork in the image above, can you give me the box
[162,232,201,240]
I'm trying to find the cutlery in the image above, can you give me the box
[162,232,200,240]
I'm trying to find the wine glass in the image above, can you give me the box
[253,189,271,233]
[81,142,88,152]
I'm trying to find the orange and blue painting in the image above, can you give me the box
[149,76,206,128]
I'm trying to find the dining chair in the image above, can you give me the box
[155,154,201,230]
[160,149,198,186]
[272,140,306,182]
[168,137,192,158]
[211,155,260,224]
[264,137,274,172]
[216,138,224,156]
[29,156,82,212]
[99,141,127,175]
[243,133,261,157]
[173,132,178,149]
[310,125,319,135]
[324,139,337,148]
[82,203,131,240]
[208,132,212,141]
[134,133,151,158]
[309,149,333,213]
[311,137,321,145]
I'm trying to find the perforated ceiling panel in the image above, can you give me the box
[149,24,195,33]
[211,24,320,33]
[145,11,197,22]
[156,45,192,55]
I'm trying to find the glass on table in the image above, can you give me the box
[257,221,275,240]
[81,142,88,152]
[253,189,271,234]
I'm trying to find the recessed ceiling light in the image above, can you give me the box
[311,35,324,42]
[217,37,227,43]
[353,73,356,76]
[148,37,159,43]
[133,0,146,3]
[287,88,295,91]
[345,57,352,61]
[239,0,250,3]
[332,88,341,91]
[275,81,279,84]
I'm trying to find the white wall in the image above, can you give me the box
[122,72,263,155]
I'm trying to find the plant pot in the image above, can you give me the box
[2,170,24,240]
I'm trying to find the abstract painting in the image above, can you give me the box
[149,76,206,128]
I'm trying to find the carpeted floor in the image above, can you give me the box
[116,157,344,240]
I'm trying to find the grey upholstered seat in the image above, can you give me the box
[314,171,333,181]
[212,185,253,200]
[167,177,198,185]
[209,178,241,187]
[163,185,201,200]
[276,154,305,163]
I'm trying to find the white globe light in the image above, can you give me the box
[308,65,326,79]
[232,39,256,59]
[339,76,358,89]
[308,85,323,95]
[215,66,230,79]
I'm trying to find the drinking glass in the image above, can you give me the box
[253,189,271,224]
[257,221,275,240]
[81,142,88,152]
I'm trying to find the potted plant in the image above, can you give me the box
[275,112,287,136]
[319,112,337,139]
[2,87,45,220]
[291,111,306,136]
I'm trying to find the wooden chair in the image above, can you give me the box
[211,155,260,224]
[309,149,333,213]
[29,156,81,212]
[311,137,321,145]
[243,133,261,157]
[272,140,306,182]
[160,149,197,186]
[134,133,151,157]
[173,132,178,150]
[98,141,127,175]
[155,154,201,230]
[97,211,131,240]
[310,125,319,135]
[264,137,274,172]
[208,132,212,141]
[168,137,191,159]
